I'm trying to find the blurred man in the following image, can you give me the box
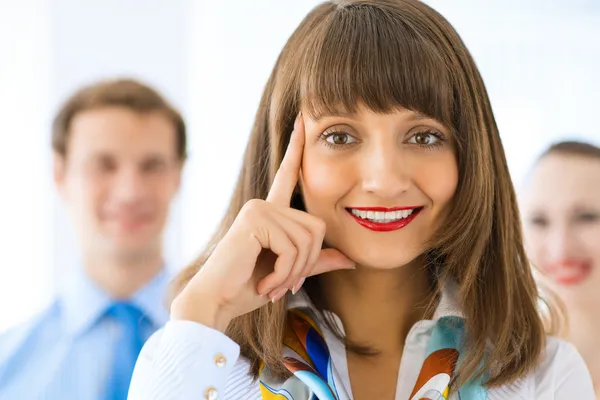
[0,78,186,399]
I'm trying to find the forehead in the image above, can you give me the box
[525,154,600,211]
[67,107,177,159]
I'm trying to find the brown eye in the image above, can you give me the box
[322,131,357,146]
[575,212,599,223]
[407,130,444,148]
[143,158,167,173]
[529,216,549,228]
[414,132,434,145]
[332,134,348,145]
[93,156,116,173]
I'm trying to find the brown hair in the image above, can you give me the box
[174,0,549,389]
[52,78,187,159]
[540,140,600,160]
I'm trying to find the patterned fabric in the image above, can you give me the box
[259,308,487,400]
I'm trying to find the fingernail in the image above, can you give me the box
[271,288,288,303]
[259,287,272,297]
[292,277,305,295]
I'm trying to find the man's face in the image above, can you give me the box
[54,106,182,259]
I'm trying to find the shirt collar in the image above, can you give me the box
[288,280,464,334]
[432,279,463,320]
[59,267,172,337]
[130,268,171,329]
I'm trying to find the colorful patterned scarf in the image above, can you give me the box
[259,308,487,400]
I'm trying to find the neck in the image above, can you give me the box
[566,304,600,392]
[319,255,434,356]
[83,247,163,299]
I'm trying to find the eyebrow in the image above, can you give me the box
[572,204,600,213]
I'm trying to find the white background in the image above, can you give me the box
[0,0,598,331]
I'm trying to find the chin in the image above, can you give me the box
[101,233,158,255]
[109,244,156,260]
[341,246,423,271]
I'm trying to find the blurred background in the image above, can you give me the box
[1,0,598,332]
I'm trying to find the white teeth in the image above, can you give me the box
[350,208,417,223]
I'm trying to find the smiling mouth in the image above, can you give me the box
[346,206,423,231]
[545,259,593,286]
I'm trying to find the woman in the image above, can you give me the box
[522,140,600,397]
[129,1,594,399]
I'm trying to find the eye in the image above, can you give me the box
[320,130,358,148]
[575,212,599,223]
[328,133,353,145]
[407,130,444,147]
[93,156,116,173]
[143,158,167,173]
[529,216,549,228]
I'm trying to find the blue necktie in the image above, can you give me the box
[103,302,148,400]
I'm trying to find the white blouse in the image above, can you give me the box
[128,287,595,399]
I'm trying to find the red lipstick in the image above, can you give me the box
[544,259,593,286]
[346,207,423,232]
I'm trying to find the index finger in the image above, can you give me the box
[266,114,305,206]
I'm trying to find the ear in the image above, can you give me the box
[53,152,67,197]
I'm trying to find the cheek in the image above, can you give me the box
[412,153,458,208]
[154,190,173,213]
[523,231,547,266]
[153,175,179,205]
[300,152,353,213]
[66,177,102,209]
[581,225,600,264]
[522,226,539,251]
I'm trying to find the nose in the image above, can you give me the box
[545,224,576,262]
[112,166,147,205]
[360,143,411,199]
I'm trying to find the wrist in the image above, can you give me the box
[170,290,232,333]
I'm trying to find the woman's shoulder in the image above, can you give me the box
[490,336,594,399]
[531,336,593,397]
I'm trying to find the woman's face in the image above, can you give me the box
[522,154,600,307]
[299,105,458,269]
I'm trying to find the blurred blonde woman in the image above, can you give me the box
[522,140,600,397]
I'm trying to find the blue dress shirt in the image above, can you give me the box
[0,268,171,400]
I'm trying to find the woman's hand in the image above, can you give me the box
[171,114,355,332]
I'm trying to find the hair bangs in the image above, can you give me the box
[298,3,455,127]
